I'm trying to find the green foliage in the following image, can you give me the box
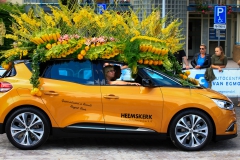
[0,2,26,51]
[124,39,141,73]
[30,51,40,88]
[167,52,182,74]
[0,2,25,13]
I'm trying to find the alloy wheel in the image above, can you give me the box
[10,112,44,146]
[175,114,208,148]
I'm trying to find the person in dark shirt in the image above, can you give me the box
[191,44,211,69]
[211,46,227,72]
[174,49,190,69]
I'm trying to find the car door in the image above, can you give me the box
[99,63,164,133]
[39,59,104,131]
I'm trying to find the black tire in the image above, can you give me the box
[5,107,50,150]
[169,109,213,151]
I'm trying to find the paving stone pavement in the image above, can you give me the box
[1,102,240,160]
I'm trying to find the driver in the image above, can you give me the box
[104,65,140,86]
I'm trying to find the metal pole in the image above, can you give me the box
[217,29,220,46]
[237,13,240,45]
[162,0,165,28]
[162,0,165,18]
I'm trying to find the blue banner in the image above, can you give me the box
[187,69,240,97]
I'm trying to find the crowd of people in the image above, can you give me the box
[177,44,230,71]
[177,44,240,106]
[176,44,234,87]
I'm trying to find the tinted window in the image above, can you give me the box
[1,67,16,77]
[143,68,181,86]
[42,60,94,85]
[25,62,32,72]
[0,67,5,77]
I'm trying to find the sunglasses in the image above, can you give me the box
[107,70,115,73]
[200,48,205,50]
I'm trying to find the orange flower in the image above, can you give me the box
[138,59,143,64]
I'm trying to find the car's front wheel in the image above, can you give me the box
[169,109,213,151]
[5,107,50,150]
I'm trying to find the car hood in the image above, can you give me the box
[192,88,231,102]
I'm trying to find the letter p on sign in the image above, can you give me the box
[217,8,224,16]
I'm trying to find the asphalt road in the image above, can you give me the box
[0,102,240,160]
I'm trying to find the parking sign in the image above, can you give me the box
[97,3,107,14]
[214,6,226,24]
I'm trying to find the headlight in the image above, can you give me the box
[212,99,234,110]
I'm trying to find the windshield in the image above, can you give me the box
[143,68,182,86]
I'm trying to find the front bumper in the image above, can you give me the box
[215,121,238,141]
[215,133,238,141]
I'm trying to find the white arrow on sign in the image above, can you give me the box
[214,24,226,29]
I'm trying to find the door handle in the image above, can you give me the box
[103,94,119,99]
[44,91,59,96]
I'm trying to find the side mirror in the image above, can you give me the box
[142,78,153,87]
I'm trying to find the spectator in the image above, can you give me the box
[205,46,227,89]
[211,46,227,72]
[191,44,211,69]
[174,49,190,70]
[237,59,240,66]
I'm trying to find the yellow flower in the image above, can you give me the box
[5,34,18,40]
[33,88,39,94]
[36,90,42,96]
[17,42,22,46]
[46,43,52,49]
[182,75,188,80]
[23,50,28,56]
[80,50,86,56]
[185,70,191,76]
[36,22,41,27]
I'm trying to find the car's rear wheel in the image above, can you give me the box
[5,107,50,150]
[169,109,213,151]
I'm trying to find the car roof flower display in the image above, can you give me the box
[0,0,197,95]
[0,18,6,46]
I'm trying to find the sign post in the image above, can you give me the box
[97,3,107,14]
[214,6,227,46]
[216,29,220,46]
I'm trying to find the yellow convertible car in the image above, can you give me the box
[0,59,237,151]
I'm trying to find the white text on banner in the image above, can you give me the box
[185,69,240,97]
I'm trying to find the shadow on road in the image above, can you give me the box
[42,135,239,152]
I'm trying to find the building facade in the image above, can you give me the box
[187,0,240,58]
[133,0,240,58]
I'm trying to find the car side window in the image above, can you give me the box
[102,62,135,82]
[143,68,181,86]
[42,60,94,85]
